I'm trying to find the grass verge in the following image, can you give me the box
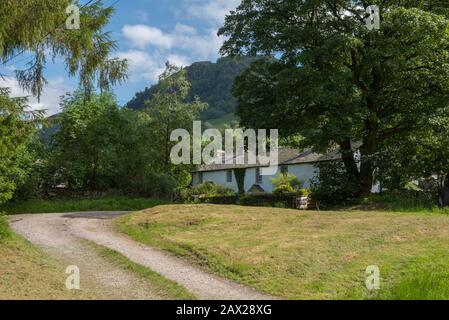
[116,204,449,300]
[0,215,93,300]
[1,196,167,215]
[91,242,196,300]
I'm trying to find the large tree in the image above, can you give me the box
[0,0,127,97]
[0,0,126,203]
[219,0,449,196]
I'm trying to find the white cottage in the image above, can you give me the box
[191,147,341,194]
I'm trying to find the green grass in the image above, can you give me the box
[357,193,449,214]
[116,204,449,300]
[92,243,196,300]
[0,215,94,300]
[1,196,168,215]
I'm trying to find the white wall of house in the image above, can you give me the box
[192,163,319,193]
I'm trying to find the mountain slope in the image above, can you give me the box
[125,56,258,122]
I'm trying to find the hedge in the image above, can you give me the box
[198,193,307,209]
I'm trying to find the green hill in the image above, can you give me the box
[125,56,258,125]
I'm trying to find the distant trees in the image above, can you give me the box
[219,1,449,196]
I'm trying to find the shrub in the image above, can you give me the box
[238,193,298,208]
[273,184,294,196]
[182,181,235,201]
[271,173,304,196]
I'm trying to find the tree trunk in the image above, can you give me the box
[340,139,360,182]
[358,138,376,197]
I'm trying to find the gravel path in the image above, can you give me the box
[10,212,273,300]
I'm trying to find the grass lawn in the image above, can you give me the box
[0,216,93,300]
[1,196,167,215]
[116,204,449,300]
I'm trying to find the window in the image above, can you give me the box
[226,170,233,183]
[198,172,203,184]
[255,168,263,184]
[281,166,289,174]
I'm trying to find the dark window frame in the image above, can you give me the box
[255,168,263,184]
[226,170,233,183]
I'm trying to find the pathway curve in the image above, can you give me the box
[10,212,274,300]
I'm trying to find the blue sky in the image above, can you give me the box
[0,0,240,115]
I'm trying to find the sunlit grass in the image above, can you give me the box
[116,204,449,300]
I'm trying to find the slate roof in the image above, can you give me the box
[192,147,342,173]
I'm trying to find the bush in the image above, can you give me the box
[182,181,235,201]
[273,184,294,196]
[271,173,303,195]
[238,193,300,209]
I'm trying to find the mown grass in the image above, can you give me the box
[0,215,94,300]
[116,204,449,300]
[1,196,168,215]
[91,243,196,300]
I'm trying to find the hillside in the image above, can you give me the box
[125,56,258,123]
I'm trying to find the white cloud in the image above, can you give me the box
[117,50,165,82]
[167,54,191,67]
[122,24,223,59]
[122,24,173,49]
[0,76,69,116]
[185,0,240,24]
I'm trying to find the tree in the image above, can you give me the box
[0,1,127,202]
[219,1,449,196]
[0,88,43,204]
[1,0,127,98]
[145,62,207,186]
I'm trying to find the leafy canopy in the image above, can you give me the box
[219,0,449,196]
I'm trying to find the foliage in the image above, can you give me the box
[311,161,359,204]
[376,112,449,194]
[0,0,127,98]
[145,62,207,187]
[126,57,257,121]
[0,88,43,205]
[220,1,449,196]
[183,181,235,200]
[45,90,177,198]
[0,1,126,205]
[271,173,303,195]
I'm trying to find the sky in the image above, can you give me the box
[0,0,241,115]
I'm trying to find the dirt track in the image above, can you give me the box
[10,212,273,300]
